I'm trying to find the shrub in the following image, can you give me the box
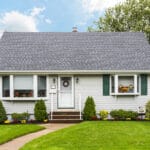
[110,109,126,120]
[11,112,30,122]
[22,112,30,120]
[83,96,96,120]
[126,111,138,120]
[11,113,22,122]
[145,101,150,119]
[110,109,138,120]
[99,110,109,120]
[0,101,7,123]
[34,99,47,122]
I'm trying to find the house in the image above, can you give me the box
[0,31,150,122]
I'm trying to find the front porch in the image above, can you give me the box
[49,76,83,122]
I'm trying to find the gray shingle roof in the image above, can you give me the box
[0,32,149,71]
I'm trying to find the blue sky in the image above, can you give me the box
[0,0,125,32]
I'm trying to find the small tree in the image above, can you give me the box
[145,101,150,119]
[83,96,96,120]
[34,99,47,122]
[0,101,7,123]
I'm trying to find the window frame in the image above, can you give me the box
[110,74,140,95]
[1,75,48,99]
[37,75,47,98]
[2,76,10,97]
[13,75,34,98]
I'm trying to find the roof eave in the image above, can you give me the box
[0,70,149,75]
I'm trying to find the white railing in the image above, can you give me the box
[79,93,82,120]
[50,93,53,120]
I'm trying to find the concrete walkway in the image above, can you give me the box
[0,123,75,150]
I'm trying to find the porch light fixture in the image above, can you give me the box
[76,77,79,83]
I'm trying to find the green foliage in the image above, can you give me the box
[88,0,150,43]
[0,101,7,123]
[145,101,150,119]
[99,110,109,120]
[34,99,47,122]
[83,96,96,120]
[11,112,30,122]
[110,109,138,120]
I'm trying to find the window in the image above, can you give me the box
[111,75,139,95]
[2,76,10,97]
[118,76,134,93]
[14,76,33,97]
[38,76,46,97]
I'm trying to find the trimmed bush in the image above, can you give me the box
[83,96,96,120]
[34,99,47,122]
[110,109,138,120]
[0,101,7,123]
[11,112,29,122]
[99,110,109,120]
[145,101,150,119]
[126,111,138,120]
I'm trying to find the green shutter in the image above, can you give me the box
[141,74,147,95]
[103,75,110,96]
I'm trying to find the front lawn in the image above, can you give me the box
[21,121,150,150]
[0,124,45,144]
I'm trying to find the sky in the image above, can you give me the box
[0,0,126,32]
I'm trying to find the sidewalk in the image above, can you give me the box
[0,123,75,150]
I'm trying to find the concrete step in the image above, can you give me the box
[49,119,83,123]
[51,111,80,116]
[52,115,81,119]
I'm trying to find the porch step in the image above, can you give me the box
[51,111,80,116]
[49,119,82,123]
[52,115,81,119]
[49,111,83,123]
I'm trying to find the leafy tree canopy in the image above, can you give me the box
[88,0,150,43]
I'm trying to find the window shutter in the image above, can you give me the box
[141,74,147,95]
[103,75,110,96]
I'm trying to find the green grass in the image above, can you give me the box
[21,121,150,150]
[0,124,45,144]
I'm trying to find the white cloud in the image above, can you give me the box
[31,7,45,17]
[82,0,126,14]
[0,7,45,32]
[45,18,52,24]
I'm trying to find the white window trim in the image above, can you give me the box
[110,74,140,96]
[1,75,48,100]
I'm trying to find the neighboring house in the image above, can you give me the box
[0,32,150,121]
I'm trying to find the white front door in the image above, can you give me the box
[58,76,74,108]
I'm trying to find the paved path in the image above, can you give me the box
[0,123,75,150]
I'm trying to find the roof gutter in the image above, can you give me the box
[0,70,149,75]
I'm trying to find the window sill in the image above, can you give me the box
[2,97,48,101]
[110,93,140,96]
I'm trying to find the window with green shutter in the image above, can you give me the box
[141,74,147,95]
[103,75,110,96]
